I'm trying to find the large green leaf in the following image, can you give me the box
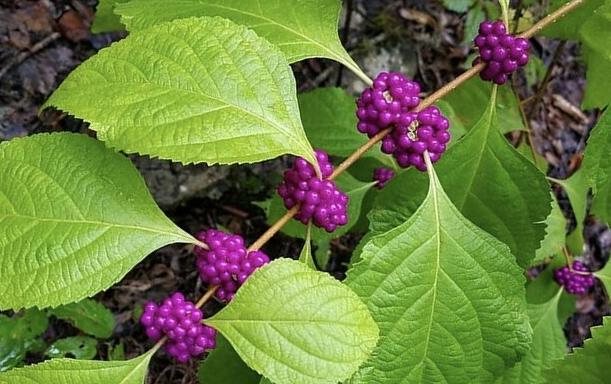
[582,109,611,223]
[346,156,530,384]
[0,133,194,309]
[115,0,369,82]
[198,334,261,384]
[45,17,316,167]
[206,258,379,384]
[263,172,375,242]
[499,273,567,384]
[91,0,129,33]
[0,351,153,384]
[49,299,115,339]
[550,169,588,255]
[543,0,611,108]
[543,317,611,384]
[594,261,611,294]
[369,87,551,267]
[0,310,48,372]
[442,77,525,134]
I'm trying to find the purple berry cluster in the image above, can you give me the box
[554,261,595,295]
[195,230,270,302]
[373,167,395,189]
[380,106,451,171]
[356,72,421,138]
[140,292,217,363]
[474,20,530,85]
[277,150,349,232]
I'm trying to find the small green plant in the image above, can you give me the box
[1,0,610,383]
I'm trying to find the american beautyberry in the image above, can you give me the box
[356,72,421,137]
[373,167,395,189]
[554,261,595,295]
[195,230,270,302]
[277,149,349,233]
[380,106,451,171]
[140,292,217,363]
[474,20,530,85]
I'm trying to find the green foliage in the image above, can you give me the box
[550,169,588,255]
[298,224,317,270]
[263,172,375,242]
[114,0,369,81]
[443,0,474,13]
[543,317,611,384]
[370,90,551,267]
[543,0,611,108]
[582,109,611,223]
[499,271,568,384]
[0,133,194,309]
[198,335,261,384]
[346,157,530,384]
[0,310,48,372]
[594,261,611,294]
[49,299,115,339]
[45,17,316,167]
[533,195,566,265]
[442,77,525,134]
[0,351,153,384]
[91,0,128,33]
[206,259,379,384]
[45,337,98,360]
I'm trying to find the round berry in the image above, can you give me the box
[554,261,595,295]
[140,293,217,363]
[356,72,421,138]
[195,230,270,301]
[277,149,349,232]
[373,167,395,189]
[473,19,530,84]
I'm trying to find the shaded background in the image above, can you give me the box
[0,0,609,382]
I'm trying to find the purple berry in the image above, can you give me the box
[379,106,451,171]
[373,167,395,189]
[356,72,421,138]
[195,230,270,302]
[473,20,530,84]
[554,261,595,295]
[140,293,217,363]
[277,149,349,232]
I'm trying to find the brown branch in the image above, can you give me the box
[518,0,585,39]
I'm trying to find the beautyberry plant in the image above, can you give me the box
[0,1,609,384]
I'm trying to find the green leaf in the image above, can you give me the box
[0,133,194,309]
[49,299,115,339]
[543,317,611,384]
[371,87,551,267]
[45,336,98,360]
[550,169,588,255]
[115,0,370,82]
[91,0,128,33]
[198,334,261,384]
[299,88,375,159]
[443,0,475,13]
[464,7,485,45]
[346,156,530,384]
[264,172,375,242]
[0,351,153,384]
[259,378,273,384]
[436,100,468,141]
[594,262,611,294]
[532,195,566,265]
[499,275,567,384]
[206,258,379,384]
[298,224,316,270]
[516,142,547,173]
[543,0,611,108]
[582,109,611,223]
[45,17,316,167]
[0,310,48,372]
[442,77,525,134]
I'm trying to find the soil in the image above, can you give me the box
[0,0,609,382]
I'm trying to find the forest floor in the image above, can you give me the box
[0,1,609,383]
